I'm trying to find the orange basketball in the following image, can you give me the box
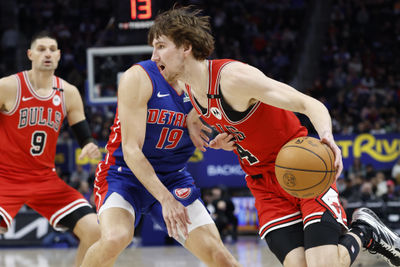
[275,136,336,199]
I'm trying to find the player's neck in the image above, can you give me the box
[27,69,54,93]
[181,59,208,95]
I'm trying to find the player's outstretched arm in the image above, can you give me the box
[119,65,191,239]
[63,82,101,160]
[220,62,343,178]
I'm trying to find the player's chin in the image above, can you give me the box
[40,66,56,71]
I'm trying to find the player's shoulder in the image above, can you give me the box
[220,61,253,85]
[59,79,79,95]
[220,60,250,74]
[125,64,148,76]
[120,64,152,87]
[0,74,18,91]
[57,78,82,104]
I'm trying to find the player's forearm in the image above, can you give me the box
[123,148,173,203]
[303,98,333,138]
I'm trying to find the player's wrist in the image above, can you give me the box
[71,120,97,148]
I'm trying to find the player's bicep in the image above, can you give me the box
[64,84,86,125]
[118,66,152,153]
[223,63,310,113]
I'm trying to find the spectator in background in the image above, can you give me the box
[210,186,238,242]
[347,157,366,179]
[392,158,400,183]
[78,181,92,203]
[374,171,388,199]
[345,173,365,202]
[1,25,18,73]
[71,164,90,184]
[382,180,399,202]
[365,163,376,181]
[359,182,375,202]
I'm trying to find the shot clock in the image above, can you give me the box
[115,0,176,30]
[114,0,176,44]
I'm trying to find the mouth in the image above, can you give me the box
[158,64,165,72]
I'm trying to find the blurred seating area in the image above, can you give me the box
[315,0,400,136]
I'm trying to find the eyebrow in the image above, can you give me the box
[36,44,57,49]
[154,41,165,45]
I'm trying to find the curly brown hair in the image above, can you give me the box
[148,6,214,60]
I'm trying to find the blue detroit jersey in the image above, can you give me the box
[105,60,195,173]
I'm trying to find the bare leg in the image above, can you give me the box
[184,223,241,267]
[72,213,101,267]
[305,245,341,267]
[283,247,307,267]
[81,208,135,267]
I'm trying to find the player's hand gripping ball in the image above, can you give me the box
[275,136,336,198]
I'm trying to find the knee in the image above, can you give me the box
[209,246,239,267]
[99,228,133,256]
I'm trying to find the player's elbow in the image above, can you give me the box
[121,144,142,163]
[300,96,326,117]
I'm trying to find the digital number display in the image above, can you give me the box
[115,0,160,30]
[130,0,152,20]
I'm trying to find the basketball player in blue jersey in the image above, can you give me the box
[81,60,240,267]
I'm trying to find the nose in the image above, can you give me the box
[44,49,52,57]
[151,49,159,62]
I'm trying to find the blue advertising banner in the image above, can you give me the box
[186,149,246,188]
[56,133,400,188]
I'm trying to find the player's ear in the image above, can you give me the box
[182,42,192,57]
[56,49,61,61]
[27,49,32,60]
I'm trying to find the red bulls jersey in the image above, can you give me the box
[0,71,66,172]
[186,59,308,177]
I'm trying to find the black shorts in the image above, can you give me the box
[58,205,95,231]
[265,211,342,263]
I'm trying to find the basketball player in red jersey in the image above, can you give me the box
[0,31,101,267]
[148,7,400,267]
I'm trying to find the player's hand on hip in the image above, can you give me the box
[79,142,101,160]
[187,109,211,152]
[209,132,236,151]
[320,132,343,180]
[162,196,191,240]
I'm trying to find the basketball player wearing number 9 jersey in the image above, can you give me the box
[149,7,400,267]
[0,31,100,267]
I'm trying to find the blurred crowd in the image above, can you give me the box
[314,0,400,135]
[0,0,399,209]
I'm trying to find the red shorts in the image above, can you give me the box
[0,169,91,232]
[246,169,347,239]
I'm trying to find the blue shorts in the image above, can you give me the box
[95,165,201,229]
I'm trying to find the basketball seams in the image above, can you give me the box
[275,165,336,173]
[277,145,329,171]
